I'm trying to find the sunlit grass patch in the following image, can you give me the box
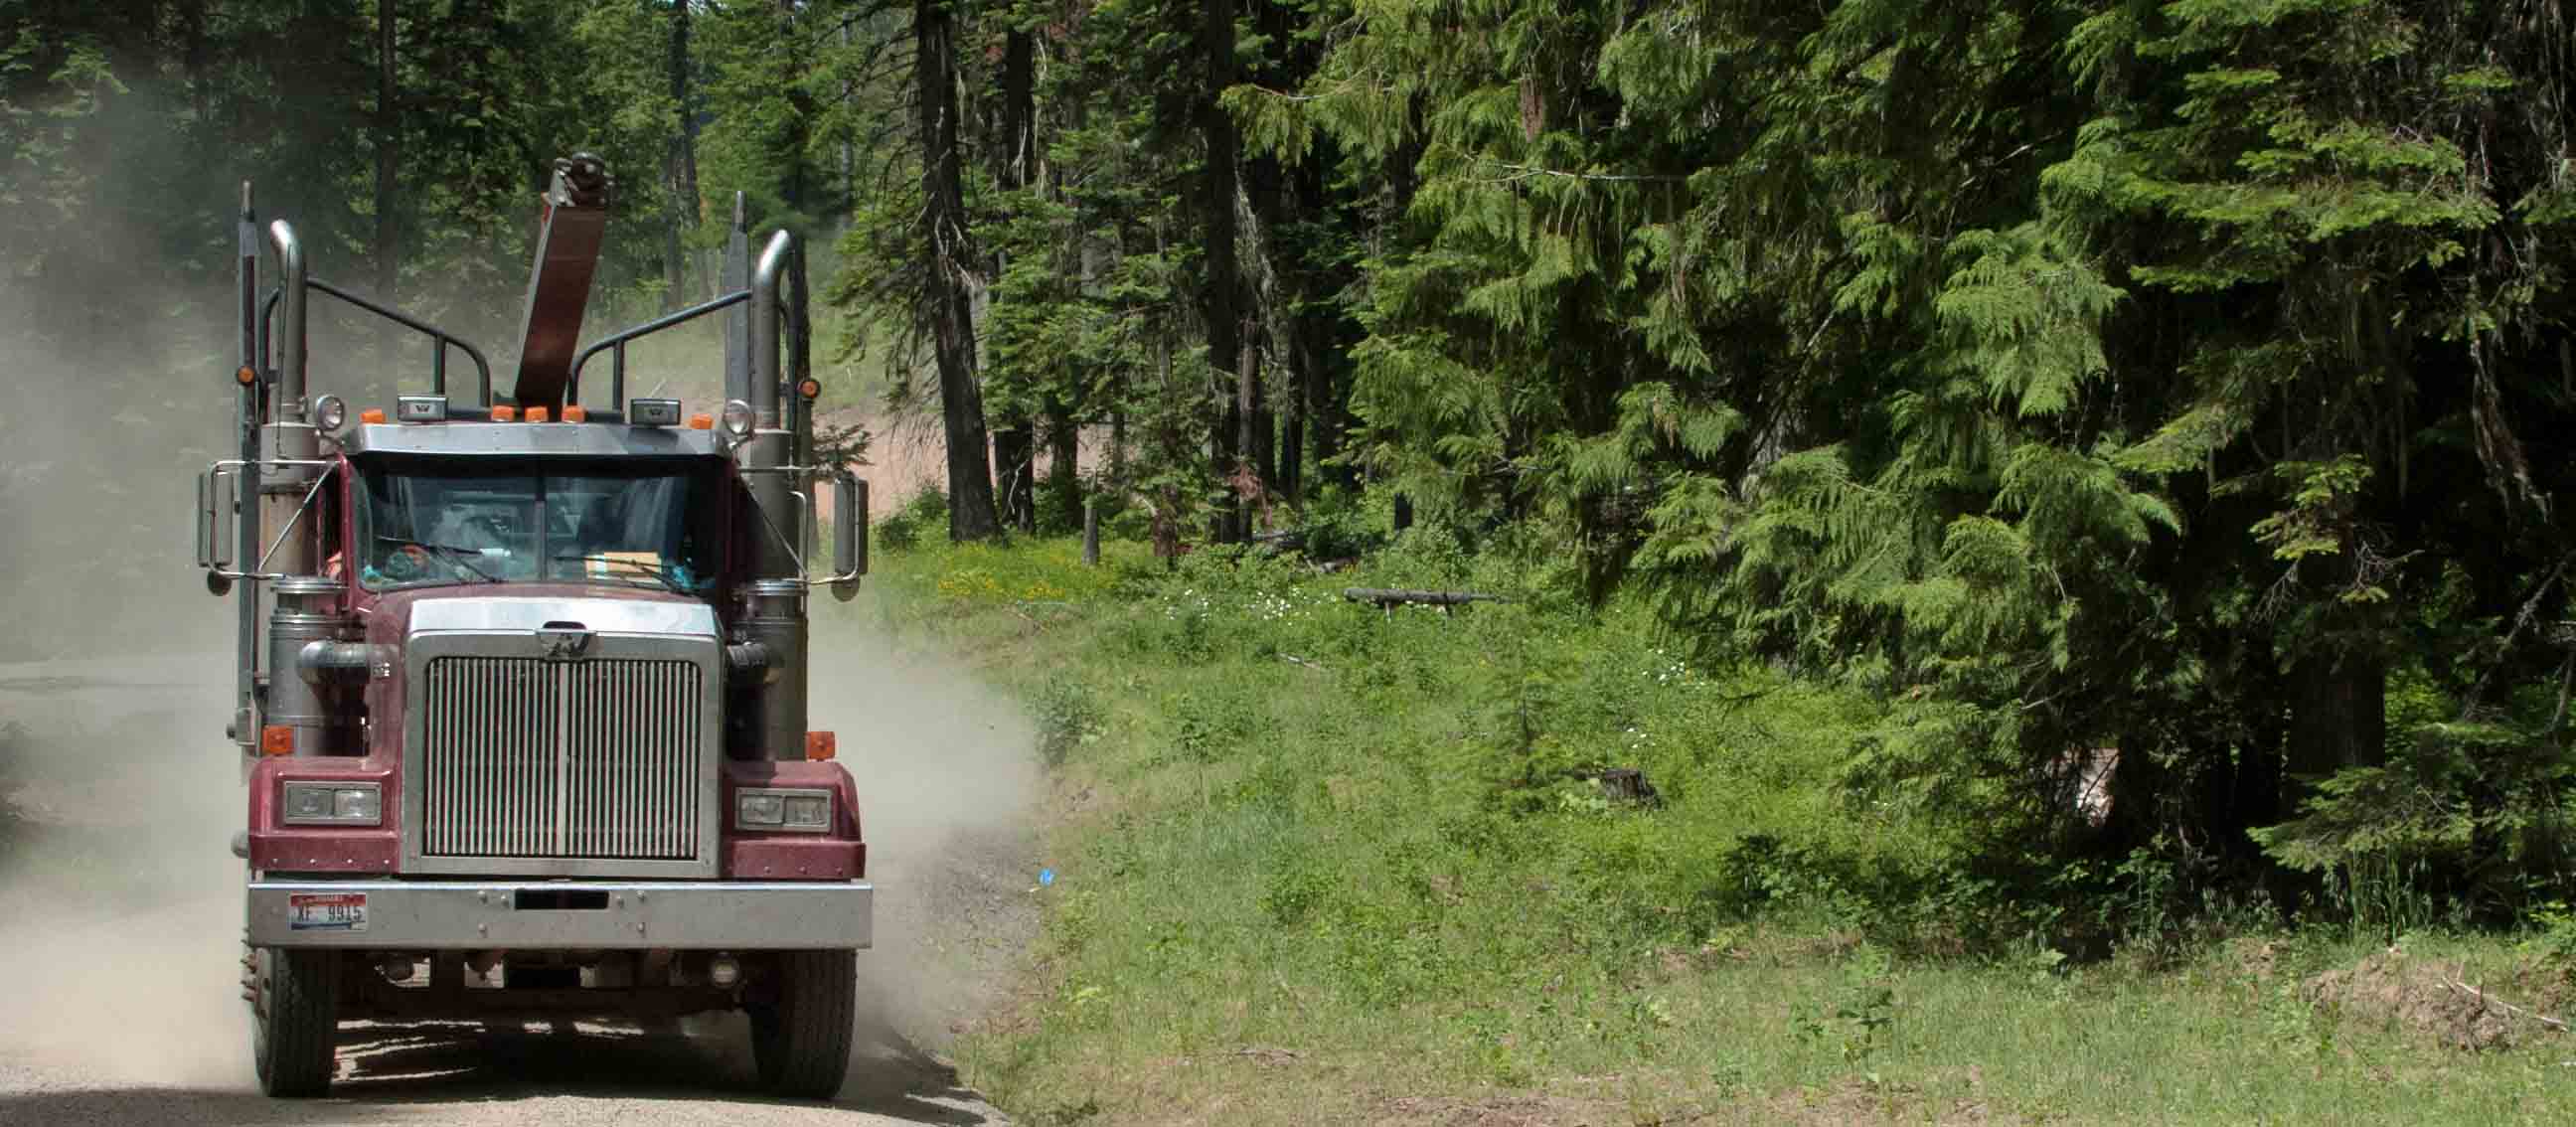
[845,534,2576,1126]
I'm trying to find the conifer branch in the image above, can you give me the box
[1466,161,1688,185]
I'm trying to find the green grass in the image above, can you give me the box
[834,531,2576,1125]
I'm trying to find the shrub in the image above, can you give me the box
[876,485,949,552]
[1032,676,1102,766]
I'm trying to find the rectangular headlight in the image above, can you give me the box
[734,787,832,834]
[281,781,382,826]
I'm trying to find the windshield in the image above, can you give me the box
[357,458,723,593]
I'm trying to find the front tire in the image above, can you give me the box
[747,949,855,1098]
[251,946,340,1097]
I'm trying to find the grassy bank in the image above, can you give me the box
[838,528,2576,1125]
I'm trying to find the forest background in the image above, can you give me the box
[6,0,2576,1075]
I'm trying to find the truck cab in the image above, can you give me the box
[197,157,870,1099]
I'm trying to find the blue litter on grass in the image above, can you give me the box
[1039,868,1055,886]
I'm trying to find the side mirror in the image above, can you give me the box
[829,472,867,601]
[196,463,238,590]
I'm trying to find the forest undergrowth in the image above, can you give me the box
[833,494,2576,1126]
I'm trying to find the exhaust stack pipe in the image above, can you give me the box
[508,154,614,413]
[260,220,329,753]
[267,220,306,421]
[741,229,808,761]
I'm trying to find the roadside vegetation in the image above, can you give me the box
[837,499,2576,1125]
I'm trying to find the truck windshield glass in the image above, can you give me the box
[358,460,720,592]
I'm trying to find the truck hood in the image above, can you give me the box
[366,584,720,646]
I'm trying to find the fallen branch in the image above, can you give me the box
[1341,587,1507,608]
[2449,979,2571,1032]
[1280,654,1328,672]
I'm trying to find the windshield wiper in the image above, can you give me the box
[552,551,695,595]
[378,535,504,582]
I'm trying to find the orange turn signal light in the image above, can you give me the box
[805,730,838,761]
[688,413,715,430]
[563,405,588,422]
[797,378,822,400]
[259,724,294,756]
[235,365,257,387]
[491,404,519,422]
[359,408,388,424]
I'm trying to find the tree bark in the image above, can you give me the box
[995,423,1037,533]
[1202,0,1241,542]
[918,0,1000,541]
[1046,400,1081,530]
[2286,647,2388,792]
[374,0,398,370]
[1279,347,1303,504]
[990,22,1039,536]
[1236,326,1259,532]
[662,1,698,312]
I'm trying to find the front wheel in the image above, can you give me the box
[747,949,855,1098]
[250,946,340,1097]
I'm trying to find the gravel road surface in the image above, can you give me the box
[1,653,1028,1127]
[0,1022,999,1127]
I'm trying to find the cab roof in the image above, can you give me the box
[342,421,728,460]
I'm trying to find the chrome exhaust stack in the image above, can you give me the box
[259,221,335,755]
[262,219,320,580]
[742,230,808,761]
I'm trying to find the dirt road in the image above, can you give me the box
[0,1024,998,1126]
[0,648,1033,1127]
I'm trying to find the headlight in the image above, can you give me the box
[719,398,755,438]
[281,780,382,826]
[734,787,832,833]
[313,394,348,433]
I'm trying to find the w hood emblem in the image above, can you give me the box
[537,623,594,660]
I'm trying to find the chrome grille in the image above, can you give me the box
[420,656,703,861]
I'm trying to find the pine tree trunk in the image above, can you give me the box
[1202,0,1241,543]
[670,3,708,310]
[1237,330,1258,533]
[1046,401,1081,530]
[661,1,696,312]
[989,23,1039,537]
[2286,648,2388,796]
[995,423,1037,533]
[374,0,398,372]
[918,0,999,541]
[1302,320,1345,491]
[1279,331,1303,505]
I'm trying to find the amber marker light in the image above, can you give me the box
[526,405,551,423]
[806,730,838,761]
[235,365,257,387]
[491,404,519,422]
[260,724,294,756]
[359,408,387,424]
[798,378,822,400]
[563,404,588,422]
[688,413,715,430]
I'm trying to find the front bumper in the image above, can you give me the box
[245,880,872,950]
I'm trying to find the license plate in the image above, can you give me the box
[287,892,368,932]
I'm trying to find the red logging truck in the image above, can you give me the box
[194,154,871,1098]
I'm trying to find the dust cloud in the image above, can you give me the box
[0,661,249,1087]
[805,623,1044,1059]
[0,171,255,1084]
